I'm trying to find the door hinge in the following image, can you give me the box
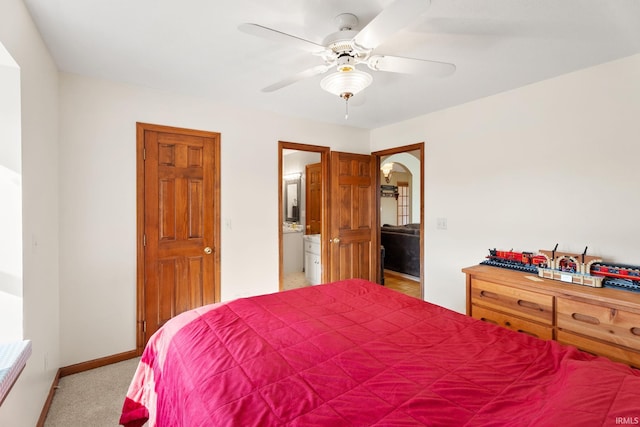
[143,234,146,246]
[143,148,146,160]
[143,320,146,333]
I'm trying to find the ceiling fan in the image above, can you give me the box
[239,0,456,118]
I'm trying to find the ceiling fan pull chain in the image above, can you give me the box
[345,97,349,120]
[341,92,353,120]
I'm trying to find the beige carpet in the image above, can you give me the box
[44,357,140,427]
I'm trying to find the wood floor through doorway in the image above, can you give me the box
[383,270,421,299]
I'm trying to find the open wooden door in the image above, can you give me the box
[137,123,221,352]
[328,151,378,282]
[305,162,322,235]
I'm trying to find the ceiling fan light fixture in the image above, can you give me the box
[320,68,372,120]
[320,68,373,97]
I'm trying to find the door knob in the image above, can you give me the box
[204,247,212,254]
[331,238,340,244]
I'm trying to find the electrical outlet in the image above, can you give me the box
[437,218,447,230]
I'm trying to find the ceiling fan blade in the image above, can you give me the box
[368,55,456,77]
[238,23,326,53]
[262,64,331,92]
[353,0,432,50]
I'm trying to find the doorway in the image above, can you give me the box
[136,123,221,352]
[373,143,424,299]
[278,141,330,291]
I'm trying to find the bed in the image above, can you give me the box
[120,279,640,426]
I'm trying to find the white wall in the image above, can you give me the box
[0,0,60,425]
[371,54,640,313]
[58,73,370,365]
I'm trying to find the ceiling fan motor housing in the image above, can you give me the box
[322,13,371,61]
[324,30,359,52]
[336,54,356,72]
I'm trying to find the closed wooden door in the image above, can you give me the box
[137,123,220,350]
[328,152,377,282]
[305,162,322,235]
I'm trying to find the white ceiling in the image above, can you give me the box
[23,0,640,129]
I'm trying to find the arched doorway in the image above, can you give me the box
[374,143,424,299]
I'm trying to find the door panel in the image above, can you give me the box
[329,152,377,282]
[305,162,322,235]
[138,123,220,351]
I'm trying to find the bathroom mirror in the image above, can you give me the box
[284,176,301,222]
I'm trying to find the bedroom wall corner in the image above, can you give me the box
[370,53,640,314]
[0,0,61,426]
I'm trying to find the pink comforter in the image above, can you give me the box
[121,279,640,426]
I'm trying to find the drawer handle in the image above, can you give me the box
[517,300,542,311]
[571,313,600,325]
[631,327,640,337]
[518,330,539,338]
[480,290,499,299]
[480,317,498,325]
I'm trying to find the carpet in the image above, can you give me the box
[44,357,139,426]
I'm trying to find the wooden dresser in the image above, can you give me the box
[463,264,640,368]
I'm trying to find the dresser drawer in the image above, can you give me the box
[471,279,554,325]
[557,298,640,352]
[472,305,554,340]
[557,330,640,368]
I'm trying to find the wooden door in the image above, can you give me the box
[137,123,221,351]
[328,152,377,282]
[305,162,322,235]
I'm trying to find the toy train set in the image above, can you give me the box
[481,246,640,292]
[482,249,547,274]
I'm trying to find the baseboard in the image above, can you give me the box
[59,349,139,377]
[36,369,60,427]
[37,349,139,426]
